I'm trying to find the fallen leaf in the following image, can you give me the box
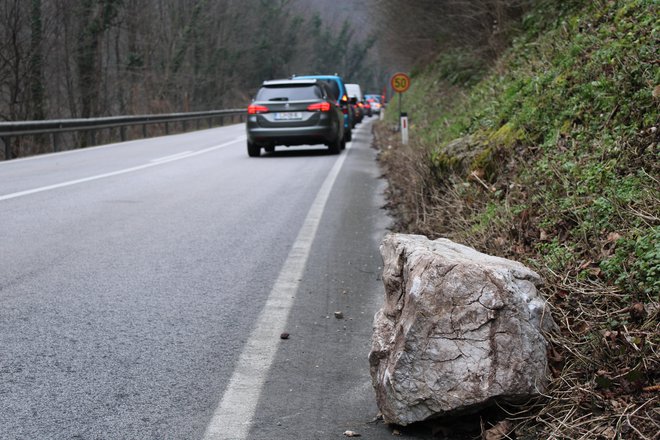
[280,332,290,340]
[392,429,401,436]
[599,426,616,439]
[579,260,594,270]
[606,232,622,243]
[483,420,513,440]
[588,267,602,277]
[574,321,590,334]
[343,430,361,437]
[334,311,344,319]
[548,346,564,363]
[629,303,646,322]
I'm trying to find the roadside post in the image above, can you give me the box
[390,72,411,144]
[401,112,409,144]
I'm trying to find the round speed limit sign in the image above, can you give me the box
[391,72,411,93]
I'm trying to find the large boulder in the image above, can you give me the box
[369,234,556,426]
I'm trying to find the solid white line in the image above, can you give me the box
[0,124,247,167]
[150,151,193,163]
[0,137,245,202]
[202,143,352,440]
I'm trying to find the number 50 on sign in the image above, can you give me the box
[391,72,411,93]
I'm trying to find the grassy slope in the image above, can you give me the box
[377,0,658,437]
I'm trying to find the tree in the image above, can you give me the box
[0,0,381,132]
[29,0,44,120]
[75,0,122,118]
[370,0,533,68]
[0,0,30,121]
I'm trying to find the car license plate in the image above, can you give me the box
[274,112,302,120]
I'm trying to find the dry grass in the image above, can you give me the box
[373,122,660,439]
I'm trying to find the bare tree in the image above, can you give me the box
[1,0,381,134]
[0,0,30,121]
[370,0,533,68]
[28,0,44,120]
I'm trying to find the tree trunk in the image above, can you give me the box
[76,0,121,119]
[29,0,45,120]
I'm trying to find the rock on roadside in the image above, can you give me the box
[369,234,556,426]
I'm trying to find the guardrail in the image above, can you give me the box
[0,108,245,160]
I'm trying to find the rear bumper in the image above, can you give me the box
[247,124,339,147]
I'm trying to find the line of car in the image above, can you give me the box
[245,75,384,157]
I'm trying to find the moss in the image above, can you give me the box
[469,147,498,181]
[429,150,462,181]
[489,122,528,149]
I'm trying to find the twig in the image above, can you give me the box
[469,171,495,192]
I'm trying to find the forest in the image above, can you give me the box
[0,0,380,124]
[1,0,534,124]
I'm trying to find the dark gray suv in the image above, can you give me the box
[246,79,345,157]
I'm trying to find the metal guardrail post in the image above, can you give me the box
[1,136,9,160]
[52,133,59,152]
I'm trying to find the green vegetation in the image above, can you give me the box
[377,0,658,437]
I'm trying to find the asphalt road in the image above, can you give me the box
[0,119,438,439]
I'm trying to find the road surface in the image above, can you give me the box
[0,119,439,439]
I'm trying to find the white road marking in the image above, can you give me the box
[150,151,193,163]
[0,137,245,202]
[0,125,247,166]
[203,143,353,440]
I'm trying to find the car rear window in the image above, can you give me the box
[256,85,322,101]
[319,80,340,101]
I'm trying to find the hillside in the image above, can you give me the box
[375,0,659,437]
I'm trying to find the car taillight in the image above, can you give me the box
[358,102,364,108]
[307,102,331,112]
[341,94,348,102]
[341,107,348,115]
[247,104,269,114]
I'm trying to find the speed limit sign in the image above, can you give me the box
[391,72,411,93]
[390,73,411,145]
